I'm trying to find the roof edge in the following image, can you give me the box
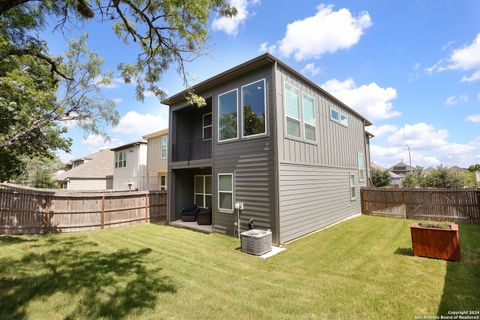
[111,140,147,151]
[143,128,169,139]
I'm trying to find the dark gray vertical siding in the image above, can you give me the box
[211,66,277,241]
[275,65,368,243]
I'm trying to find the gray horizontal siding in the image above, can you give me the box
[278,164,365,243]
[211,66,277,240]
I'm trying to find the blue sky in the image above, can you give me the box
[46,0,480,168]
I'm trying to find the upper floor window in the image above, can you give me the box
[203,113,212,140]
[115,151,126,168]
[160,136,168,159]
[242,79,266,137]
[218,89,238,141]
[284,83,301,138]
[330,108,348,126]
[303,93,316,141]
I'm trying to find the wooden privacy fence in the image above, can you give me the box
[361,187,480,224]
[0,184,167,234]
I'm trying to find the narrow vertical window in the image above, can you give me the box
[242,79,266,137]
[203,113,212,140]
[160,136,168,159]
[218,89,238,141]
[357,153,366,182]
[303,93,316,141]
[350,173,356,201]
[284,83,301,138]
[218,173,233,212]
[159,175,167,190]
[194,175,212,208]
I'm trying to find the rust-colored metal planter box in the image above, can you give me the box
[410,223,460,261]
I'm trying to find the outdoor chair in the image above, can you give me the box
[196,207,212,225]
[181,204,199,222]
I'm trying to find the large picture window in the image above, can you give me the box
[218,89,238,141]
[284,83,301,138]
[160,136,168,159]
[303,93,316,141]
[194,175,212,208]
[218,173,233,212]
[242,79,266,137]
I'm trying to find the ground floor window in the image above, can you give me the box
[194,175,212,208]
[218,173,233,212]
[350,173,356,201]
[159,174,167,190]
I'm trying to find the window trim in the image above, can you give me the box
[202,112,213,141]
[284,82,302,139]
[240,78,267,139]
[218,88,239,143]
[160,136,168,159]
[159,174,167,191]
[350,173,356,201]
[357,152,366,182]
[330,107,349,127]
[194,175,212,209]
[218,173,234,213]
[302,91,316,142]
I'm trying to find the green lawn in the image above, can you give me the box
[0,216,479,320]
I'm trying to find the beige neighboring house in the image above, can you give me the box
[56,149,114,190]
[112,141,148,190]
[143,129,168,190]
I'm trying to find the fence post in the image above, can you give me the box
[402,189,407,219]
[360,188,365,214]
[145,193,149,222]
[42,195,52,233]
[101,195,105,229]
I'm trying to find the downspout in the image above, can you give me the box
[362,120,372,187]
[272,61,281,245]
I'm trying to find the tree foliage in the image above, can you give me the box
[402,167,470,188]
[371,167,390,187]
[0,0,237,182]
[468,164,480,172]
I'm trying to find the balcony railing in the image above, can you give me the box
[172,139,212,162]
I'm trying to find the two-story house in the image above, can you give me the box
[162,53,373,244]
[143,129,169,190]
[112,141,148,190]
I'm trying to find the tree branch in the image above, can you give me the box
[0,47,74,81]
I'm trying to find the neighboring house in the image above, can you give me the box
[476,171,480,187]
[143,129,169,190]
[112,141,148,190]
[56,149,114,190]
[388,171,402,187]
[162,53,372,244]
[389,161,414,176]
[448,165,466,173]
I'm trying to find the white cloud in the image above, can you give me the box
[94,76,126,89]
[212,0,259,36]
[368,124,398,138]
[258,41,276,54]
[466,114,480,123]
[112,110,169,136]
[387,123,448,150]
[81,134,124,153]
[301,63,322,77]
[275,4,371,61]
[112,98,123,104]
[321,78,400,121]
[428,33,480,82]
[444,94,468,106]
[370,122,480,168]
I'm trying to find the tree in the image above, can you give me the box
[402,172,418,188]
[420,167,466,188]
[13,156,62,188]
[371,168,390,187]
[1,0,237,181]
[468,164,480,172]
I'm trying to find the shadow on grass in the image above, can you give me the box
[393,247,413,256]
[0,236,37,246]
[437,224,480,315]
[0,237,176,319]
